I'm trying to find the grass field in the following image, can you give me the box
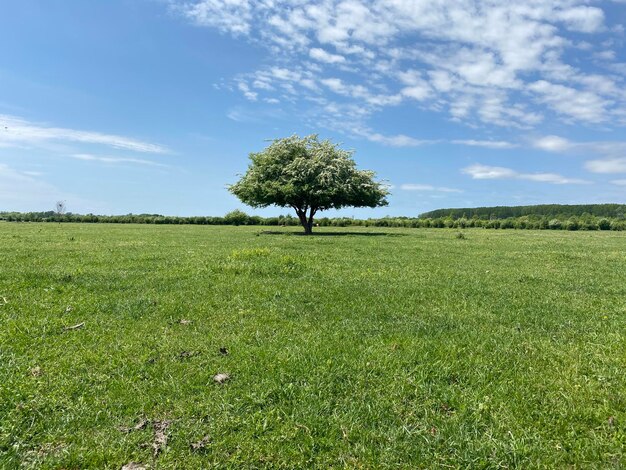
[1,223,625,468]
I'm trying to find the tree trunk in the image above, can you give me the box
[295,207,315,235]
[307,208,316,235]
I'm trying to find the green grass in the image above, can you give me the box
[1,223,625,468]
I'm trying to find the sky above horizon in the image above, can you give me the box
[2,0,626,217]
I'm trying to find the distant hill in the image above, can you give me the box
[420,204,626,220]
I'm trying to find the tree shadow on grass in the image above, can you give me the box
[258,230,406,237]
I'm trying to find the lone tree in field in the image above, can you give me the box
[229,135,389,234]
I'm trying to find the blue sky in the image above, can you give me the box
[1,0,626,217]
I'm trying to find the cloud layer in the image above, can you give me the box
[531,135,626,178]
[0,115,168,153]
[462,163,589,184]
[176,0,626,142]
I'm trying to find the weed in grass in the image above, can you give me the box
[190,435,210,452]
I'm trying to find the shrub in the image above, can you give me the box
[566,218,580,231]
[500,219,515,229]
[548,219,562,230]
[224,210,250,226]
[432,218,445,228]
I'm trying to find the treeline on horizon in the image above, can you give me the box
[2,205,626,231]
[420,203,626,220]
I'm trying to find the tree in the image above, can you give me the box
[224,209,251,226]
[229,135,389,234]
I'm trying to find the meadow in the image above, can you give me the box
[1,223,625,468]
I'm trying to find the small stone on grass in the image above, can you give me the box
[213,373,230,384]
[121,463,146,470]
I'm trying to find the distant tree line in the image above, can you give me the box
[1,208,625,231]
[420,203,626,220]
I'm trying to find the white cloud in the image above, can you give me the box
[533,135,572,152]
[611,179,626,185]
[452,139,517,149]
[528,80,611,123]
[361,131,426,147]
[554,6,604,33]
[0,114,168,153]
[522,172,582,184]
[372,135,415,146]
[398,70,432,100]
[319,114,432,147]
[176,0,252,35]
[225,105,286,123]
[585,158,626,174]
[462,163,589,184]
[320,77,346,94]
[309,48,345,64]
[400,184,434,191]
[463,164,518,180]
[71,154,169,168]
[319,77,402,107]
[237,81,258,101]
[269,67,302,82]
[401,85,430,101]
[594,50,616,61]
[400,183,462,193]
[532,135,626,158]
[532,136,626,175]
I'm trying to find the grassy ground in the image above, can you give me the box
[1,223,625,469]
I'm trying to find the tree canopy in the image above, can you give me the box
[229,135,389,234]
[420,203,626,220]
